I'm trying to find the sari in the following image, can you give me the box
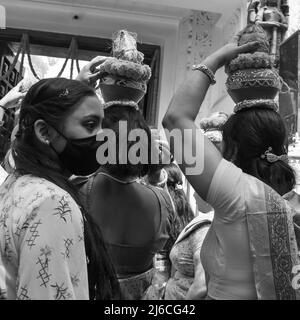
[201,159,300,300]
[143,213,213,300]
[164,213,213,300]
[245,175,300,299]
[118,269,154,300]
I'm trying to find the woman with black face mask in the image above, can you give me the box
[0,77,121,300]
[50,127,101,177]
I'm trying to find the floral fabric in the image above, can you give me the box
[0,174,89,300]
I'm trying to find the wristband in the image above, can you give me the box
[192,64,216,85]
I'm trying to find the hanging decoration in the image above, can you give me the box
[0,33,81,84]
[56,36,81,79]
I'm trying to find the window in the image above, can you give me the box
[0,28,161,161]
[0,28,161,125]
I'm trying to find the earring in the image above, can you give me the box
[45,139,50,145]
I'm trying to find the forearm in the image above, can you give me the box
[0,106,4,123]
[163,55,220,127]
[185,259,207,300]
[0,96,8,107]
[163,40,259,129]
[186,281,207,300]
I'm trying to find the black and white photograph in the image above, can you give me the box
[0,0,299,305]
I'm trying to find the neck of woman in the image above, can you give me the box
[99,166,139,184]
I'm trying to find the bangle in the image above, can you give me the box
[192,64,216,85]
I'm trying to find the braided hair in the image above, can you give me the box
[164,163,194,246]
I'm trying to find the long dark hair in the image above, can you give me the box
[222,107,295,196]
[12,78,121,300]
[165,163,194,245]
[101,104,152,178]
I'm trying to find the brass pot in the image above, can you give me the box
[99,75,147,103]
[226,68,281,103]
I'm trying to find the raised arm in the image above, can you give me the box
[76,56,107,88]
[0,81,26,122]
[162,42,259,200]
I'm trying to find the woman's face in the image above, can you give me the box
[63,95,104,138]
[53,95,104,152]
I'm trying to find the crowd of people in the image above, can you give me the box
[0,36,299,300]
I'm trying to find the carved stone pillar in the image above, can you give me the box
[175,7,246,122]
[175,10,220,90]
[196,6,245,121]
[175,10,220,124]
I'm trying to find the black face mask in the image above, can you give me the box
[52,133,101,176]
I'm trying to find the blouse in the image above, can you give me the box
[200,159,258,300]
[165,221,210,300]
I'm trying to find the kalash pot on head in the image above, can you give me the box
[225,24,282,113]
[98,30,152,108]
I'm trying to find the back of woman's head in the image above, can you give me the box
[165,162,183,189]
[222,107,295,196]
[101,104,151,178]
[165,163,194,244]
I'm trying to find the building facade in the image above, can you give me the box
[1,0,248,126]
[2,0,298,213]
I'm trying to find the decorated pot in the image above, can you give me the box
[226,68,281,103]
[99,75,147,103]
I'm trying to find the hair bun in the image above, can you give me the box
[199,112,229,132]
